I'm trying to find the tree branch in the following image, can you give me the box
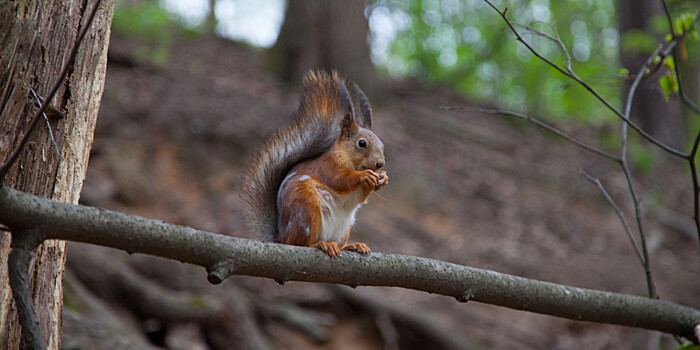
[8,243,47,350]
[619,42,665,299]
[580,171,644,266]
[439,106,621,162]
[660,0,700,244]
[481,0,689,158]
[1,186,699,342]
[515,22,574,75]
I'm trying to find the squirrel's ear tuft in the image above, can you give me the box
[337,76,354,118]
[340,111,359,139]
[353,82,373,130]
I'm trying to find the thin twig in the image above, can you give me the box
[619,42,669,298]
[481,0,668,295]
[620,159,657,298]
[623,45,664,120]
[580,171,644,266]
[29,88,61,159]
[0,0,103,182]
[661,0,675,37]
[689,130,700,243]
[481,0,688,158]
[662,0,700,245]
[515,22,573,74]
[440,106,621,162]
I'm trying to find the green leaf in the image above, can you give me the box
[659,74,678,101]
[664,56,675,70]
[674,17,683,36]
[681,12,695,31]
[619,68,629,76]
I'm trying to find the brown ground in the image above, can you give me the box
[66,32,700,349]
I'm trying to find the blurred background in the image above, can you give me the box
[64,0,700,349]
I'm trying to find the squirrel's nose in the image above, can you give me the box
[376,160,385,169]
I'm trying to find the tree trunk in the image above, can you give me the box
[267,0,381,98]
[618,0,684,148]
[0,1,114,348]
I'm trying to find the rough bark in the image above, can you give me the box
[268,0,381,98]
[618,0,684,147]
[0,1,114,348]
[1,186,699,342]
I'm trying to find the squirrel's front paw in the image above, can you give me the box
[360,169,379,188]
[374,171,388,191]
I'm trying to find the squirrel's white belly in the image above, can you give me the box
[317,188,364,243]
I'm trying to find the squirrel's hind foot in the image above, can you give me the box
[311,241,341,257]
[341,243,371,256]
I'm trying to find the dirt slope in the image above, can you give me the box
[71,32,700,349]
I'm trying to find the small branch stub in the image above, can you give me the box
[207,261,235,285]
[456,290,474,303]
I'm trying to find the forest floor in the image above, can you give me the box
[65,32,700,349]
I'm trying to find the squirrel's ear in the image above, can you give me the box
[337,77,354,118]
[340,111,359,139]
[353,82,373,130]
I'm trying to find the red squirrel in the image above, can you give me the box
[242,70,387,257]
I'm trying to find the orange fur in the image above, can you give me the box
[277,94,386,257]
[245,70,386,257]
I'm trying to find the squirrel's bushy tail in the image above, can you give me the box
[242,70,350,240]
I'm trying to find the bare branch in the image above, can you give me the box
[481,0,688,158]
[689,138,700,243]
[8,246,47,350]
[617,42,664,299]
[660,0,700,244]
[440,106,621,162]
[623,45,664,121]
[29,88,61,159]
[1,186,699,342]
[580,171,644,266]
[515,22,574,74]
[620,159,658,298]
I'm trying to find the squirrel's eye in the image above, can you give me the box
[358,140,367,148]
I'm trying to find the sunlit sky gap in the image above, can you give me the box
[159,0,607,73]
[159,0,621,122]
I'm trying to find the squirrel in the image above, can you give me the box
[242,70,387,257]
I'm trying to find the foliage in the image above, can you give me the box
[679,343,700,350]
[112,0,200,65]
[659,10,699,101]
[368,0,699,126]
